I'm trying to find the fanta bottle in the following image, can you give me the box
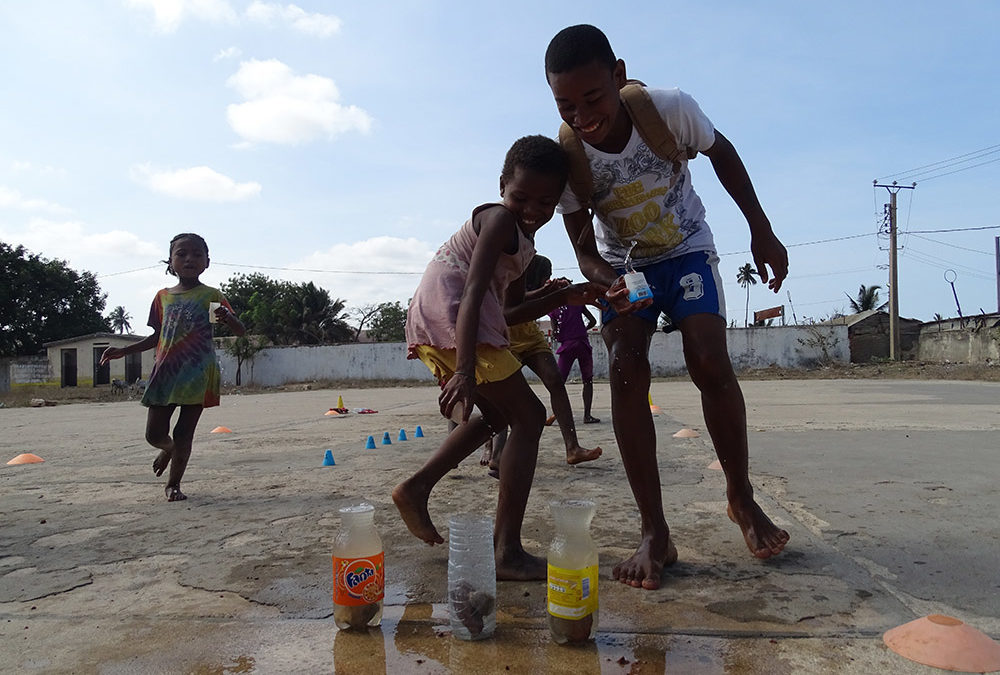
[333,503,384,630]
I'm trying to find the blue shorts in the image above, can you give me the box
[601,251,726,327]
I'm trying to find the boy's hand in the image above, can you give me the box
[605,276,653,314]
[100,346,124,365]
[751,230,789,292]
[564,281,607,308]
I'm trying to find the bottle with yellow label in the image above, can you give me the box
[547,499,598,644]
[333,503,384,630]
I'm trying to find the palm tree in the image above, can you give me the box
[108,306,132,334]
[736,263,758,327]
[845,284,888,313]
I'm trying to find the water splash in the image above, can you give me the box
[624,241,639,274]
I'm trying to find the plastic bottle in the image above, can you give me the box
[333,503,384,630]
[447,514,497,640]
[622,239,652,303]
[547,499,599,644]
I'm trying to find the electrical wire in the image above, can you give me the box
[876,143,1000,183]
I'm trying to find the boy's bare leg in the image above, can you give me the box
[164,405,202,502]
[679,314,790,559]
[604,318,677,590]
[525,352,601,465]
[145,405,176,477]
[478,373,547,580]
[582,380,600,423]
[485,427,507,478]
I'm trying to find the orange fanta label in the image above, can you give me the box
[333,553,384,606]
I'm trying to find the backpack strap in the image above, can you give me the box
[620,83,698,165]
[558,122,593,209]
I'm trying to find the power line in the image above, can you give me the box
[905,225,1000,234]
[908,234,993,256]
[876,143,1000,182]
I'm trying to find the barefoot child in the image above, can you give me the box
[548,292,601,424]
[394,135,605,580]
[544,25,790,589]
[100,233,245,502]
[479,254,602,478]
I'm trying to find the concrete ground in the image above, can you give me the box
[1,378,998,674]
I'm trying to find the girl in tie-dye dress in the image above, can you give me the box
[100,233,245,502]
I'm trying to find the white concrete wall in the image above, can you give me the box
[218,325,849,387]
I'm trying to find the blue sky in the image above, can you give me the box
[2,1,998,332]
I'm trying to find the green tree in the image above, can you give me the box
[367,301,408,342]
[220,273,352,345]
[222,334,268,386]
[1,241,110,356]
[108,305,132,334]
[736,263,758,327]
[845,284,888,313]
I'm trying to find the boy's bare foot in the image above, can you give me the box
[612,534,678,590]
[165,485,186,502]
[565,444,603,465]
[392,481,444,546]
[584,415,601,424]
[479,442,493,467]
[495,549,547,581]
[153,449,171,477]
[727,501,790,559]
[544,414,556,426]
[487,466,500,480]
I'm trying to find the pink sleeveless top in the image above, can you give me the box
[406,203,535,355]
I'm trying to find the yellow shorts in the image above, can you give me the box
[411,345,523,385]
[508,321,551,361]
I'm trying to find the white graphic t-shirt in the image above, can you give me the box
[557,88,718,268]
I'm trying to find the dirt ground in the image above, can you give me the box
[4,361,997,409]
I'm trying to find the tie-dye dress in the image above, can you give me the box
[141,284,233,409]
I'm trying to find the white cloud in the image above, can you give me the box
[225,59,372,145]
[10,161,67,177]
[245,2,341,37]
[283,237,434,306]
[130,164,262,202]
[214,46,243,61]
[124,0,238,33]
[0,185,72,214]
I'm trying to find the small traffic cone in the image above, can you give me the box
[211,426,232,433]
[382,431,392,445]
[325,409,340,416]
[673,428,700,438]
[707,459,722,470]
[337,395,345,408]
[365,435,376,449]
[7,453,44,465]
[649,393,660,414]
[398,429,407,441]
[414,426,424,438]
[323,449,336,466]
[884,614,1000,672]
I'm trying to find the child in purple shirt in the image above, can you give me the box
[549,296,600,423]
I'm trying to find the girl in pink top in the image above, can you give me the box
[395,136,605,580]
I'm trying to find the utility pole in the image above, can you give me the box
[873,181,915,361]
[995,236,999,314]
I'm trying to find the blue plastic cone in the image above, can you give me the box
[365,435,376,449]
[323,449,336,466]
[414,426,424,438]
[398,429,407,441]
[382,431,392,445]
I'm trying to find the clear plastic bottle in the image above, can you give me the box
[333,503,384,630]
[547,499,599,644]
[447,514,496,640]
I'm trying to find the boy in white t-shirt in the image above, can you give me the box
[545,24,791,590]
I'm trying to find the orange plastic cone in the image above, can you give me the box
[884,614,1000,672]
[211,426,232,433]
[707,459,722,470]
[649,392,660,414]
[7,453,45,465]
[325,409,340,416]
[673,428,700,438]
